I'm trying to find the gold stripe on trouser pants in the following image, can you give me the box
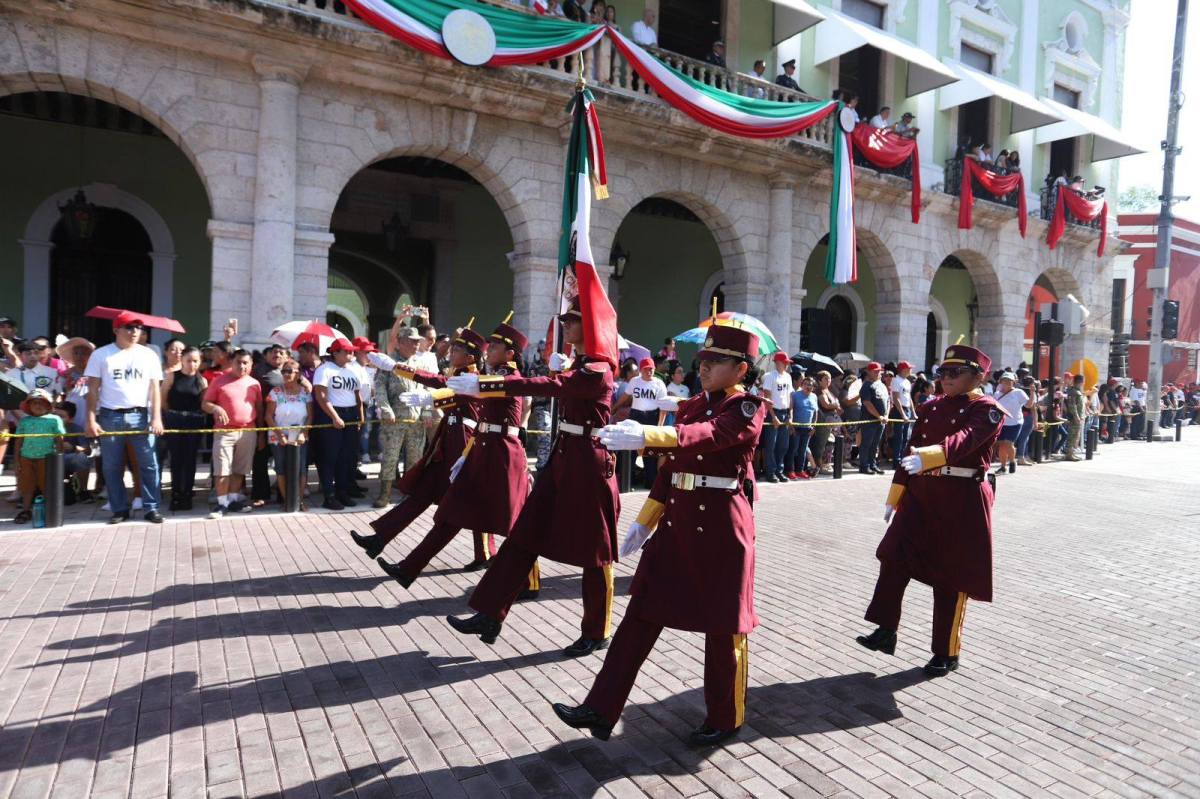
[733,633,748,728]
[948,592,967,657]
[527,560,540,591]
[602,564,614,639]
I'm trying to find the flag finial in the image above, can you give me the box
[465,316,475,330]
[711,296,718,322]
[502,310,514,325]
[955,333,966,344]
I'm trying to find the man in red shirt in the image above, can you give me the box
[202,349,262,516]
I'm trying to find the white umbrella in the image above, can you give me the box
[270,320,349,353]
[835,352,872,369]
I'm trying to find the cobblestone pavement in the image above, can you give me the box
[1,434,1197,798]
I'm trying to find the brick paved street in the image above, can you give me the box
[1,434,1197,799]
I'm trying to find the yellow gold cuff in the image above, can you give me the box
[886,484,906,507]
[915,445,947,471]
[641,426,679,449]
[393,366,416,379]
[635,498,666,530]
[430,388,456,410]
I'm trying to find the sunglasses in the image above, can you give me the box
[936,365,976,379]
[280,369,296,374]
[121,324,144,332]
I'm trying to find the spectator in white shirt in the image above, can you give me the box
[760,352,795,483]
[1129,380,1147,438]
[311,339,365,510]
[13,342,63,400]
[630,8,657,46]
[83,312,165,524]
[869,106,892,130]
[614,357,668,487]
[888,361,915,469]
[992,372,1029,472]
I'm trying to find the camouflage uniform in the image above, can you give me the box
[375,354,430,502]
[1064,385,1085,461]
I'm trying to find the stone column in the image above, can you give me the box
[20,239,54,337]
[975,313,1027,372]
[509,253,559,346]
[207,220,255,339]
[293,226,336,324]
[765,178,795,353]
[873,303,929,365]
[248,57,307,348]
[149,251,178,346]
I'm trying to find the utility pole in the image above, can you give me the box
[1146,0,1188,439]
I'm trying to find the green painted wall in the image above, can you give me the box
[0,114,212,340]
[449,185,513,332]
[738,0,775,73]
[930,264,976,346]
[612,214,721,351]
[801,239,878,352]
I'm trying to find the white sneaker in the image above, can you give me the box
[132,498,143,510]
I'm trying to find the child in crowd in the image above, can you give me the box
[13,389,65,524]
[54,401,95,502]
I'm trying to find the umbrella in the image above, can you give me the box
[674,312,780,356]
[0,369,29,411]
[270,320,349,353]
[792,351,843,376]
[85,306,185,333]
[617,335,651,364]
[835,352,872,369]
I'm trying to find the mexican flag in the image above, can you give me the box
[557,89,618,367]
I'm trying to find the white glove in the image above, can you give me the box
[900,453,924,475]
[619,522,654,557]
[448,374,481,396]
[449,454,466,482]
[655,396,682,411]
[883,504,895,523]
[548,352,573,372]
[368,352,397,371]
[398,391,432,408]
[598,419,646,450]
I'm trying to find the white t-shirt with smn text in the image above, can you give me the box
[83,343,163,410]
[313,361,363,407]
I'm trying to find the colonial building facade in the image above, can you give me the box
[1,0,1138,371]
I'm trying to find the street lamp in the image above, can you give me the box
[382,209,408,254]
[610,243,629,280]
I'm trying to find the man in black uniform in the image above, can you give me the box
[775,59,803,92]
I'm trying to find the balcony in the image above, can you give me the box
[1038,185,1103,231]
[941,158,1020,209]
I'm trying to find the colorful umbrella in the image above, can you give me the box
[674,311,780,356]
[270,320,349,353]
[84,306,186,333]
[617,335,651,364]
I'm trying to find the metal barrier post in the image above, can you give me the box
[1085,427,1096,460]
[1176,417,1184,442]
[1031,428,1042,462]
[832,435,844,480]
[618,451,632,494]
[283,445,302,513]
[1147,416,1155,443]
[44,452,64,529]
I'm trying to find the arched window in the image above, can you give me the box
[826,295,856,356]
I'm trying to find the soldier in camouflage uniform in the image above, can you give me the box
[374,327,430,507]
[1063,373,1085,462]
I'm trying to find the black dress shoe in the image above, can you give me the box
[516,588,540,601]
[108,512,129,525]
[347,486,367,498]
[550,702,613,741]
[144,511,164,524]
[872,468,886,475]
[462,559,489,572]
[562,636,610,658]
[447,613,502,644]
[376,557,415,588]
[855,627,897,655]
[351,530,383,559]
[169,497,182,511]
[322,497,344,511]
[688,725,740,747]
[923,655,959,677]
[763,474,779,483]
[336,494,358,508]
[354,469,368,481]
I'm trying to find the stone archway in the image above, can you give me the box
[817,283,869,354]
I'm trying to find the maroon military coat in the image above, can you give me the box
[627,388,766,635]
[879,390,1005,602]
[483,359,620,568]
[433,362,528,534]
[395,365,478,498]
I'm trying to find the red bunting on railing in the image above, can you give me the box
[1046,185,1108,257]
[957,158,1026,238]
[850,124,921,224]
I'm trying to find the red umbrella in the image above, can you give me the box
[85,306,186,333]
[269,320,349,352]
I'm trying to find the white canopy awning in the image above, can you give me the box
[1035,98,1151,162]
[812,10,958,96]
[938,61,1062,133]
[770,0,826,45]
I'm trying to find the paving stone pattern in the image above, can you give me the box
[1,434,1198,798]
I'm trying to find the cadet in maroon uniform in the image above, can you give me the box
[348,327,496,569]
[444,299,624,657]
[550,325,766,747]
[364,320,531,587]
[856,345,1005,677]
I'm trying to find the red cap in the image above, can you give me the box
[866,361,882,371]
[697,325,760,362]
[772,352,790,364]
[490,322,528,354]
[351,336,377,352]
[1063,371,1074,379]
[112,311,146,330]
[453,328,487,356]
[638,357,655,370]
[897,360,913,370]
[328,338,355,354]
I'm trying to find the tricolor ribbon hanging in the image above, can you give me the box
[851,123,921,224]
[957,158,1026,238]
[1046,185,1108,256]
[826,114,857,285]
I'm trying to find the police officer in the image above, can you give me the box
[367,318,530,587]
[856,345,1005,677]
[775,59,802,91]
[1064,374,1085,461]
[444,298,625,657]
[549,325,766,746]
[349,326,492,567]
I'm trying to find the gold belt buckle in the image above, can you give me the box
[680,472,696,490]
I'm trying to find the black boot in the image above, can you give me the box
[516,587,540,600]
[562,636,610,658]
[550,703,613,741]
[923,655,959,677]
[350,530,383,559]
[855,627,897,655]
[688,725,740,747]
[462,559,489,572]
[376,557,415,588]
[447,613,502,644]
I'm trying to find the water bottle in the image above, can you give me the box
[32,495,46,529]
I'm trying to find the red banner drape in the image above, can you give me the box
[851,124,921,223]
[957,158,1027,238]
[1046,185,1108,256]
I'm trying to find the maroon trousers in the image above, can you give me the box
[469,539,613,640]
[584,611,748,729]
[865,559,968,657]
[396,522,499,577]
[370,482,495,564]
